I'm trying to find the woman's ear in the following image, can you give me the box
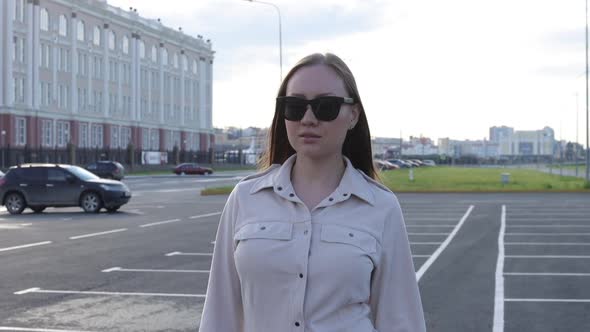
[350,104,360,128]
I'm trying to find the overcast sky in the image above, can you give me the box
[109,0,588,146]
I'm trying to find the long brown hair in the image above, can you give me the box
[258,53,377,179]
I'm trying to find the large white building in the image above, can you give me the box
[0,0,214,156]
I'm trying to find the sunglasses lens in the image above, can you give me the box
[283,101,307,121]
[316,98,341,121]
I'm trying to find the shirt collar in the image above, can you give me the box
[249,154,376,206]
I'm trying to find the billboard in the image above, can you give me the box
[141,151,168,165]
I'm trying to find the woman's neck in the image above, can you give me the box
[290,153,346,209]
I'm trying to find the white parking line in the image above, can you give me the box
[139,219,181,228]
[493,204,506,332]
[405,225,456,227]
[166,252,213,256]
[508,225,590,228]
[0,327,94,332]
[14,287,206,298]
[505,233,590,236]
[505,298,590,303]
[415,205,474,282]
[189,212,222,219]
[504,272,590,276]
[0,241,52,252]
[101,267,210,273]
[505,242,590,246]
[407,233,450,236]
[506,255,590,259]
[69,229,127,240]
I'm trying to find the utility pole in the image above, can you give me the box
[586,0,590,182]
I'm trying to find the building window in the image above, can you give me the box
[122,36,129,54]
[40,44,51,69]
[192,59,198,75]
[13,37,25,64]
[173,53,178,69]
[142,128,150,149]
[15,117,27,146]
[80,123,88,148]
[139,41,145,59]
[162,48,168,66]
[91,124,104,148]
[109,31,115,50]
[151,46,157,63]
[15,0,25,23]
[56,121,70,147]
[111,126,120,149]
[59,15,67,36]
[183,55,188,72]
[93,26,101,46]
[77,20,85,42]
[121,127,131,148]
[14,77,25,103]
[41,120,53,148]
[40,8,49,31]
[150,129,159,150]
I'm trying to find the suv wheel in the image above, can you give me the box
[5,193,26,215]
[31,206,46,213]
[81,192,102,213]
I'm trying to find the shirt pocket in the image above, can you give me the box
[321,224,377,254]
[234,222,293,242]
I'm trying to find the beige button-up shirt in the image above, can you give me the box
[200,155,426,332]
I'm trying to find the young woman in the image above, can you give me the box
[200,53,426,332]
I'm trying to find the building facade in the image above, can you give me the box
[0,0,214,158]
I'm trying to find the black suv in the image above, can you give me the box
[0,164,131,214]
[86,161,125,180]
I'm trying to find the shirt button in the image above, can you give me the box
[295,322,300,327]
[343,193,348,196]
[289,193,295,197]
[277,186,283,191]
[349,233,354,237]
[260,226,266,230]
[299,273,304,278]
[328,197,334,201]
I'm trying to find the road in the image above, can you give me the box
[0,174,589,331]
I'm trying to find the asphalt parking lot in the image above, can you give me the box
[0,176,588,331]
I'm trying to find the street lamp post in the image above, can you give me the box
[243,0,283,83]
[586,0,590,182]
[1,130,6,169]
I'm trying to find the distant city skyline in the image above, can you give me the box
[109,0,588,147]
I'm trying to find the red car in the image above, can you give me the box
[173,163,213,175]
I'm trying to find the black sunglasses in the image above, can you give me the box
[276,96,355,121]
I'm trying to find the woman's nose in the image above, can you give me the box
[300,105,318,125]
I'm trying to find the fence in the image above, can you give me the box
[0,145,214,170]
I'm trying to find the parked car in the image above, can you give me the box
[0,164,131,215]
[374,159,400,171]
[404,160,420,167]
[422,160,437,166]
[173,163,214,175]
[387,159,412,168]
[86,161,125,180]
[410,159,424,166]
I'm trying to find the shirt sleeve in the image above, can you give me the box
[369,196,427,332]
[199,188,244,332]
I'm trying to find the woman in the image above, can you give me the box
[200,53,426,332]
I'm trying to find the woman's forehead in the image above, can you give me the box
[286,65,347,96]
